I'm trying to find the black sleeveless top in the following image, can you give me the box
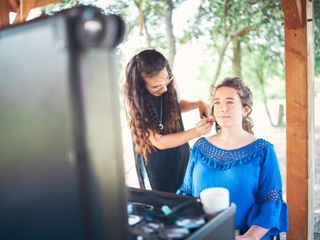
[144,93,190,193]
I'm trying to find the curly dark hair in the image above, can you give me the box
[211,77,254,134]
[123,49,181,159]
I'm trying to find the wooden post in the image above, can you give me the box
[280,0,312,239]
[0,0,10,28]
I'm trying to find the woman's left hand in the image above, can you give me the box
[235,232,258,240]
[235,235,255,240]
[197,100,210,118]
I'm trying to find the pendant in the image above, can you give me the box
[159,123,164,130]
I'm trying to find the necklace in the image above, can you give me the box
[158,96,164,130]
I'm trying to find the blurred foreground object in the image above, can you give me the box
[0,6,127,240]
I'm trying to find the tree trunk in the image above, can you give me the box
[133,1,151,48]
[277,103,285,127]
[256,70,276,127]
[210,39,230,94]
[210,26,250,95]
[165,0,176,68]
[144,19,152,48]
[232,37,241,78]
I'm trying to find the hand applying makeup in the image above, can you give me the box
[193,116,215,137]
[197,100,210,118]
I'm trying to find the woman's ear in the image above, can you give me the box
[242,106,251,117]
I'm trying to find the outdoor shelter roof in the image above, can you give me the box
[0,0,59,28]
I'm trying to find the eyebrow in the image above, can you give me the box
[214,97,235,100]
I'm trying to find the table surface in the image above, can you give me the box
[127,187,236,240]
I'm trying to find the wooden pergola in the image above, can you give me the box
[280,0,314,239]
[0,0,316,239]
[0,0,58,27]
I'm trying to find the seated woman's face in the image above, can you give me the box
[213,87,245,129]
[142,68,174,96]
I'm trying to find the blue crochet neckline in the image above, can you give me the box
[192,137,271,170]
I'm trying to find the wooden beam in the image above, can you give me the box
[0,0,10,28]
[13,0,59,24]
[281,0,309,239]
[280,0,306,29]
[37,0,60,5]
[13,0,37,24]
[0,0,60,28]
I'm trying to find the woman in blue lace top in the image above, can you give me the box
[177,77,288,240]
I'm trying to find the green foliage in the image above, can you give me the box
[316,56,320,74]
[41,0,285,101]
[41,0,79,14]
[103,0,183,55]
[182,0,284,99]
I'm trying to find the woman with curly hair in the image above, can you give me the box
[123,49,213,192]
[177,77,288,239]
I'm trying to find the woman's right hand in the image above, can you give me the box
[194,117,214,137]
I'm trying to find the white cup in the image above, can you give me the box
[200,187,229,215]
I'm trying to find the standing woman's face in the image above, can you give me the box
[142,68,174,96]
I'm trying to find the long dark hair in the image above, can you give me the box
[123,49,181,158]
[212,77,254,134]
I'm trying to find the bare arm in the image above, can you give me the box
[179,100,210,118]
[236,225,269,240]
[173,76,210,117]
[148,118,213,150]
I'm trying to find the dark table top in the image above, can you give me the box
[127,187,236,240]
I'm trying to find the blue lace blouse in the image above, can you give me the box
[177,137,288,239]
